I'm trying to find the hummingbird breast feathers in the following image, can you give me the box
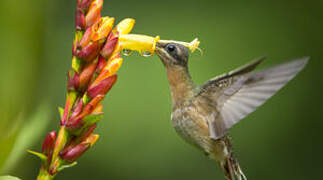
[171,101,219,155]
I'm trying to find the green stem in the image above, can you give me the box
[48,126,68,174]
[37,166,54,180]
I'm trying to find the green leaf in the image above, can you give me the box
[0,115,21,172]
[58,106,64,120]
[0,175,21,180]
[82,93,91,105]
[0,103,51,173]
[69,113,103,136]
[57,161,77,172]
[83,113,103,126]
[72,56,82,72]
[27,150,47,162]
[67,91,78,109]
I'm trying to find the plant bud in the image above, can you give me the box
[84,134,99,146]
[115,18,135,35]
[103,54,123,73]
[72,31,83,55]
[79,124,97,142]
[82,95,104,114]
[75,8,86,30]
[70,99,84,120]
[96,55,107,73]
[78,0,94,11]
[85,0,103,28]
[42,131,57,155]
[66,94,104,130]
[79,26,94,48]
[66,117,83,131]
[87,74,117,99]
[91,55,122,86]
[76,41,101,62]
[61,97,72,125]
[60,143,90,163]
[68,70,80,91]
[92,17,114,42]
[100,32,119,59]
[91,104,103,114]
[79,61,97,90]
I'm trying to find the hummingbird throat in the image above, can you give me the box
[166,66,195,105]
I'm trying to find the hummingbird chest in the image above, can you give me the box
[171,102,216,153]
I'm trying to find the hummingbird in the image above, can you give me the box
[155,42,308,180]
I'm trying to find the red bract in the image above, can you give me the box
[100,32,119,59]
[60,97,71,125]
[78,0,94,11]
[70,99,84,120]
[68,71,80,91]
[79,124,97,142]
[75,8,86,30]
[87,74,117,99]
[79,62,97,90]
[85,0,103,28]
[66,95,104,130]
[96,55,107,73]
[79,26,94,48]
[65,117,83,130]
[92,17,114,41]
[83,95,104,114]
[42,131,57,155]
[76,41,101,62]
[60,143,90,163]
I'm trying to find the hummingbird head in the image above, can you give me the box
[156,42,189,68]
[155,42,195,104]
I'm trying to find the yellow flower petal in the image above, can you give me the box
[91,104,103,114]
[92,17,115,41]
[85,134,99,147]
[103,55,123,74]
[91,55,123,86]
[118,34,160,55]
[115,18,136,35]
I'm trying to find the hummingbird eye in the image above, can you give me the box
[166,44,176,53]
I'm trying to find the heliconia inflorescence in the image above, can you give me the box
[31,0,134,179]
[31,0,201,179]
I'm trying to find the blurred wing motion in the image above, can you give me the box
[199,57,309,139]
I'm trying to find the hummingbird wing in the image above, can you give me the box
[199,57,309,140]
[206,56,266,83]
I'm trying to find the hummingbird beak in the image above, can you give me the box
[155,42,167,58]
[155,42,172,65]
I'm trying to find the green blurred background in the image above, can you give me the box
[0,0,322,179]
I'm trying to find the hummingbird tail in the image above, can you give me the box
[217,136,247,180]
[220,155,247,180]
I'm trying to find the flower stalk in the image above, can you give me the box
[30,0,200,179]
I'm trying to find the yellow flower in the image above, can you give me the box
[118,34,200,56]
[85,0,103,28]
[92,17,115,41]
[118,34,160,56]
[115,18,136,35]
